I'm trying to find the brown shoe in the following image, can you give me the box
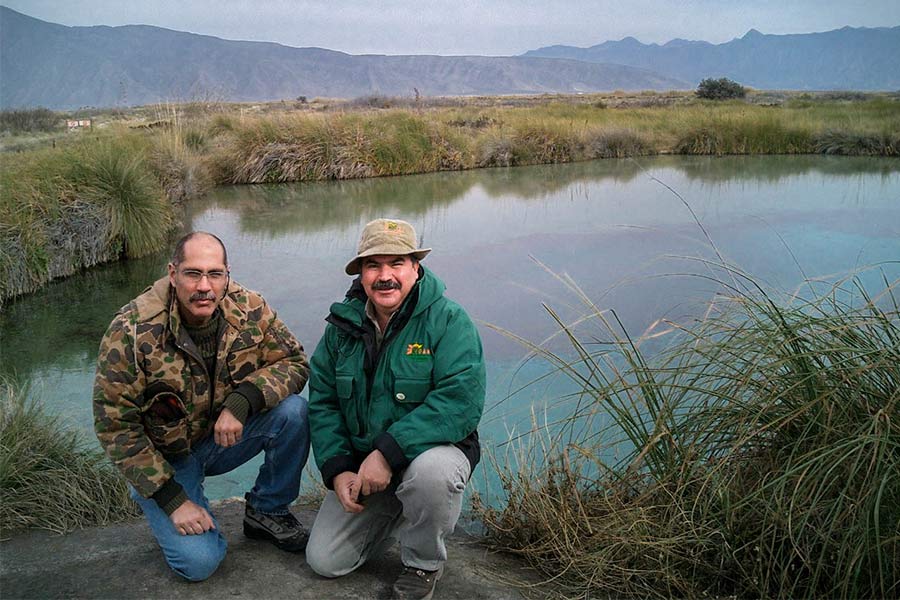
[391,564,444,600]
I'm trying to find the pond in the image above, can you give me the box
[2,155,898,501]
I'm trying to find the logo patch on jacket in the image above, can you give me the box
[406,343,432,360]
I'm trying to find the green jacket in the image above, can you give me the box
[93,277,309,506]
[309,266,485,488]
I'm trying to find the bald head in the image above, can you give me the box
[172,231,228,267]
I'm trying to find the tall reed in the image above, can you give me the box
[479,266,899,599]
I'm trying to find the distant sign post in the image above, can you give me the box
[67,119,92,131]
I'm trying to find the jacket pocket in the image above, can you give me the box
[142,392,191,459]
[393,377,432,404]
[336,374,361,436]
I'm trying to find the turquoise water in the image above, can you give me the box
[2,155,898,501]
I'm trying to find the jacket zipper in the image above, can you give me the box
[173,338,213,442]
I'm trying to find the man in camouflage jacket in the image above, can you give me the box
[94,231,310,581]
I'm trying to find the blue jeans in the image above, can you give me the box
[131,394,309,581]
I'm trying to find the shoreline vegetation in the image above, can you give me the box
[0,378,140,534]
[475,267,899,599]
[2,90,899,304]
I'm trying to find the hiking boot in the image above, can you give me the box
[243,505,308,552]
[392,564,444,600]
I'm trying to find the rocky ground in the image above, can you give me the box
[0,499,539,599]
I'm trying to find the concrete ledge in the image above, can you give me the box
[0,499,536,599]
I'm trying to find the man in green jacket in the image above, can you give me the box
[94,231,311,582]
[306,218,486,600]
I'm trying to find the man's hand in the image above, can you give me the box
[333,471,365,514]
[357,449,392,497]
[214,408,243,447]
[171,500,215,535]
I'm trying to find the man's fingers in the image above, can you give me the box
[339,496,364,513]
[214,431,241,448]
[337,484,364,513]
[199,508,214,530]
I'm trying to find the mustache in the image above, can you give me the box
[371,280,401,291]
[190,291,218,302]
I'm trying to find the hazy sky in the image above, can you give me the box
[4,0,899,55]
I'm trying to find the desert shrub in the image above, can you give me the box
[696,77,747,101]
[0,108,60,134]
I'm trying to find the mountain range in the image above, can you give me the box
[1,6,897,110]
[0,6,686,110]
[523,26,900,91]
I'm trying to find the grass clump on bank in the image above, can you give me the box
[479,270,899,599]
[212,96,898,184]
[0,379,139,534]
[0,125,211,305]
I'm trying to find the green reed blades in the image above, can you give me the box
[0,379,139,534]
[481,271,899,599]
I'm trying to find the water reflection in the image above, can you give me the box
[2,156,898,499]
[1,254,169,385]
[199,156,900,239]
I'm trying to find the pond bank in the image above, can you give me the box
[2,94,898,305]
[0,498,536,599]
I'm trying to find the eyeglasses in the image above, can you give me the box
[179,269,229,283]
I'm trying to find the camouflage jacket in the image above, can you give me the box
[93,276,308,499]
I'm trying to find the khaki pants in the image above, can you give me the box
[306,445,471,575]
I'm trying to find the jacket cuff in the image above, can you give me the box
[223,392,251,424]
[373,433,409,473]
[151,478,188,515]
[234,381,266,415]
[320,454,360,490]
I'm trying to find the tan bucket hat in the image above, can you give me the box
[345,218,431,275]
